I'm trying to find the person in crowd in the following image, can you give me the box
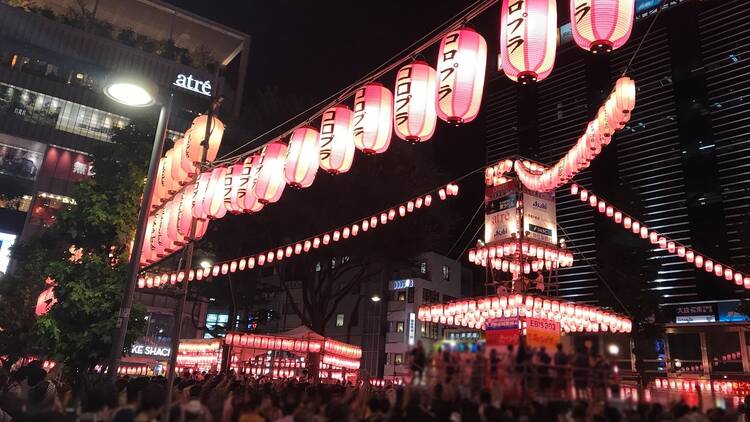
[134,382,165,422]
[410,340,427,386]
[553,343,570,398]
[16,379,73,422]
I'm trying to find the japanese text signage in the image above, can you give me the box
[525,317,560,349]
[522,188,557,245]
[484,317,520,346]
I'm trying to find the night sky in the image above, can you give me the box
[164,1,495,286]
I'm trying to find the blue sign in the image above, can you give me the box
[718,301,750,323]
[636,0,662,13]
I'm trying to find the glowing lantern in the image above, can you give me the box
[238,155,264,213]
[393,60,438,142]
[223,163,244,214]
[202,166,228,219]
[255,141,288,204]
[614,77,636,116]
[570,0,634,53]
[319,105,355,174]
[285,126,320,188]
[436,28,487,124]
[191,171,212,219]
[500,0,557,83]
[170,138,189,185]
[353,83,393,154]
[189,115,225,163]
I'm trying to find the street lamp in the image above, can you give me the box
[105,75,173,381]
[371,295,381,303]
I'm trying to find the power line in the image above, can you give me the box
[446,200,484,258]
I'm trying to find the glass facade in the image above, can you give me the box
[0,82,128,142]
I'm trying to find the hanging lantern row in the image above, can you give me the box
[153,115,226,209]
[418,293,632,333]
[485,159,515,187]
[224,333,361,362]
[468,239,574,274]
[652,379,744,396]
[571,184,750,289]
[322,354,361,370]
[514,77,636,192]
[137,183,460,287]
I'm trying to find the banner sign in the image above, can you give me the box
[525,317,560,349]
[484,317,520,346]
[484,180,519,245]
[522,188,557,246]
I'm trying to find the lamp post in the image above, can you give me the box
[104,75,173,381]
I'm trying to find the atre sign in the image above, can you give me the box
[173,74,211,97]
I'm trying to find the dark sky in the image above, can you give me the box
[164,1,492,280]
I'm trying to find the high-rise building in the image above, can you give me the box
[0,0,250,372]
[485,0,750,377]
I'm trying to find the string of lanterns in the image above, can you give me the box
[137,183,460,288]
[468,239,575,275]
[141,0,638,268]
[570,183,750,289]
[418,293,632,333]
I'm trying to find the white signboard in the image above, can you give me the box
[130,343,171,358]
[484,180,519,245]
[522,188,557,245]
[173,74,212,97]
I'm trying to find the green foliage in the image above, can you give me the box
[0,115,156,373]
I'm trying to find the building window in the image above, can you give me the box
[336,314,345,327]
[423,288,440,304]
[396,321,405,333]
[394,353,403,365]
[442,264,450,281]
[397,291,406,301]
[420,261,427,274]
[421,322,440,340]
[204,313,229,339]
[407,287,415,303]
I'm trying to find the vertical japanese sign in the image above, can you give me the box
[484,317,520,347]
[522,188,557,245]
[525,317,561,349]
[408,313,416,346]
[484,179,519,245]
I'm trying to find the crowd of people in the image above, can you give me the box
[0,354,749,421]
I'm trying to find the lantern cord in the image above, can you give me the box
[620,0,666,78]
[456,223,486,264]
[556,224,633,318]
[212,0,499,166]
[446,200,484,258]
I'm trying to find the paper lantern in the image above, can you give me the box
[238,155,264,213]
[319,105,355,174]
[393,61,438,142]
[189,115,225,163]
[191,171,212,219]
[170,138,189,185]
[224,163,245,214]
[177,186,195,238]
[255,141,288,204]
[571,0,634,53]
[202,166,228,219]
[285,126,320,188]
[614,76,636,116]
[500,0,557,83]
[353,83,393,154]
[436,28,487,124]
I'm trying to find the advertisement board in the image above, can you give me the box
[484,317,520,347]
[526,317,561,349]
[522,188,557,245]
[484,180,519,245]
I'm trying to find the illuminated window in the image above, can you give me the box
[420,261,427,274]
[204,313,229,339]
[396,321,404,333]
[442,264,450,280]
[336,314,345,327]
[394,353,403,365]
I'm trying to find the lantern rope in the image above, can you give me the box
[211,0,500,166]
[555,223,633,318]
[570,183,750,291]
[620,0,666,78]
[138,179,465,288]
[446,200,485,258]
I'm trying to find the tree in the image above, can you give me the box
[0,115,156,375]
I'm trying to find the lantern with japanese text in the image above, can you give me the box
[285,126,320,188]
[436,28,487,125]
[319,105,355,174]
[393,61,438,142]
[500,0,557,83]
[254,141,288,204]
[189,115,225,162]
[239,154,264,212]
[570,0,634,53]
[203,166,228,219]
[352,83,393,154]
[223,163,245,214]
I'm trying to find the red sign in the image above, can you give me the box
[525,317,561,349]
[39,146,93,182]
[484,317,519,346]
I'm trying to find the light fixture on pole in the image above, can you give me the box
[371,295,381,303]
[105,74,172,381]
